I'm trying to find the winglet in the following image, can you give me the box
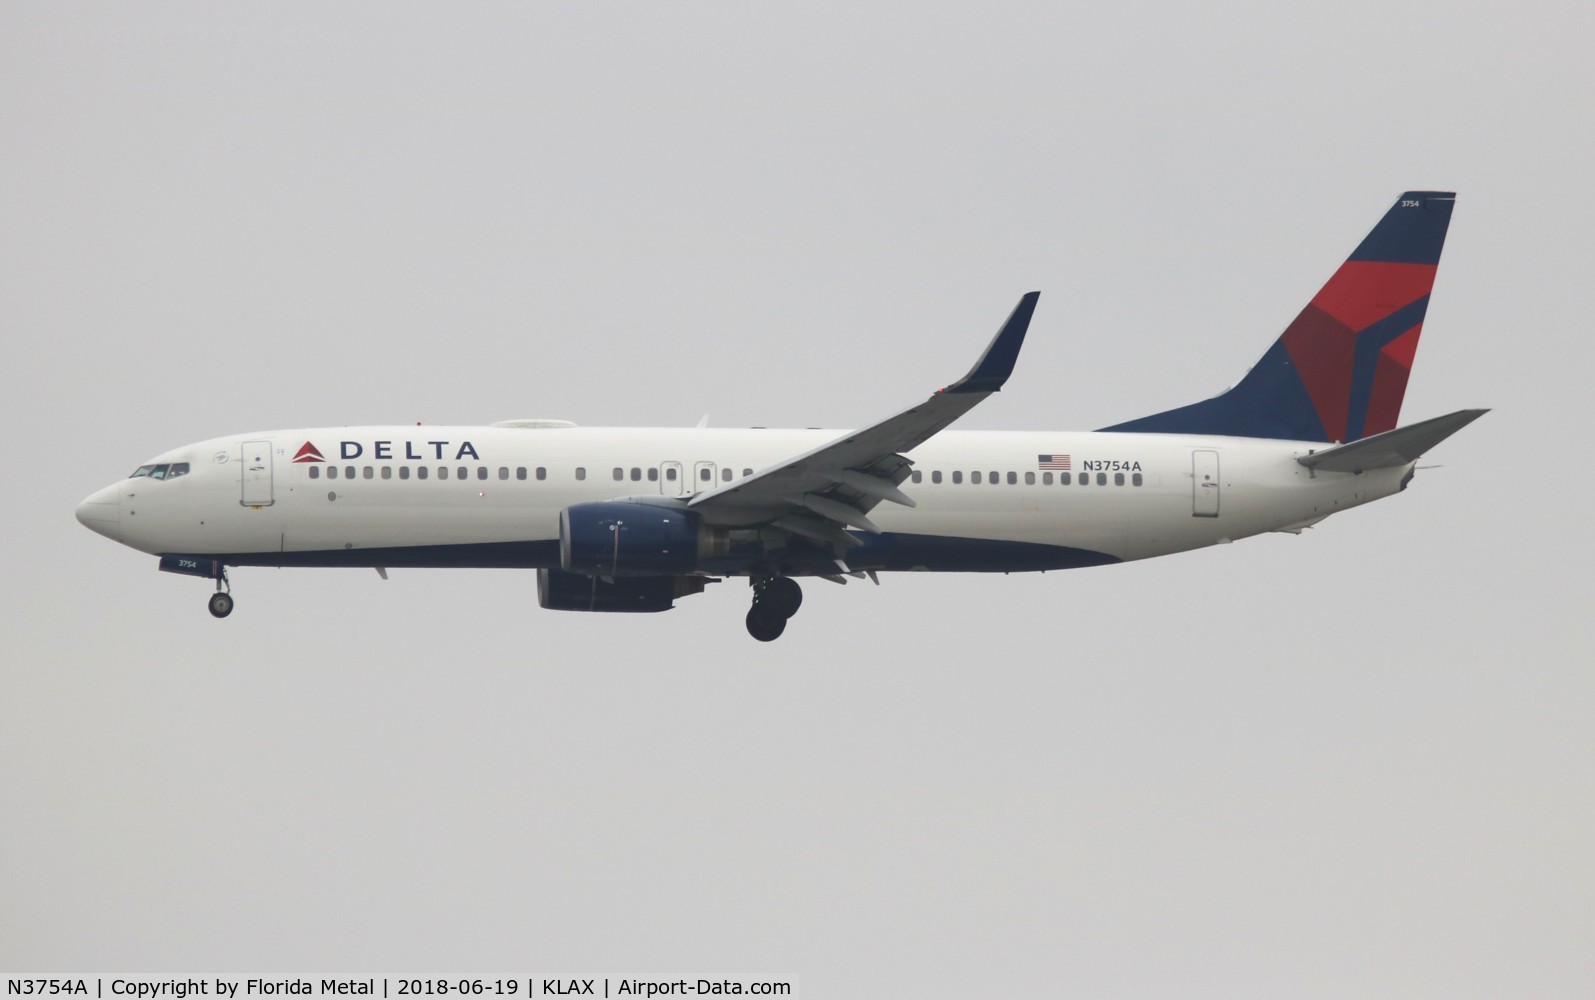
[943,291,1039,394]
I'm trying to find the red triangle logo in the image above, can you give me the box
[1309,261,1438,332]
[293,441,325,463]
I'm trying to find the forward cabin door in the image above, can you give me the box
[241,440,275,507]
[1192,449,1219,517]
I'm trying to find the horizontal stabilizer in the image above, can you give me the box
[1297,408,1488,473]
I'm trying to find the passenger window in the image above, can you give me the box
[309,466,320,480]
[648,468,659,482]
[1078,473,1087,486]
[1024,472,1034,485]
[631,468,642,481]
[498,467,509,480]
[613,467,624,481]
[1132,472,1143,487]
[417,467,428,480]
[666,467,677,481]
[742,468,752,477]
[990,471,999,485]
[932,470,943,484]
[382,466,392,480]
[575,467,586,481]
[400,466,411,480]
[516,467,527,480]
[699,467,711,481]
[327,466,338,480]
[1007,472,1018,485]
[345,466,355,479]
[911,471,923,484]
[1115,472,1125,486]
[536,467,547,480]
[457,466,467,479]
[722,468,732,482]
[972,471,982,484]
[364,466,374,479]
[952,471,963,484]
[1096,472,1107,486]
[439,467,449,480]
[1042,472,1052,485]
[477,467,487,480]
[1060,472,1071,485]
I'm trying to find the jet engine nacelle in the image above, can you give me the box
[536,567,706,613]
[560,500,725,576]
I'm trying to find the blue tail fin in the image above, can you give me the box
[1102,191,1456,443]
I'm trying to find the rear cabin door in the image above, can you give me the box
[1192,449,1219,517]
[241,440,275,507]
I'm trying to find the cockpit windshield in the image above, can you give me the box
[129,462,190,480]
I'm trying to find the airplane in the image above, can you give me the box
[76,191,1485,641]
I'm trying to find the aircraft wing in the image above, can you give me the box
[688,293,1039,549]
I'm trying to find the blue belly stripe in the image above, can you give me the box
[170,532,1119,575]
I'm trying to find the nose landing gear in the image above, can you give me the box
[157,556,235,617]
[746,576,802,642]
[207,567,233,618]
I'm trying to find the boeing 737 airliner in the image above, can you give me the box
[77,192,1484,640]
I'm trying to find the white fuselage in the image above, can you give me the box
[76,424,1410,573]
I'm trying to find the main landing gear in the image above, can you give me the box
[208,568,234,618]
[746,576,802,642]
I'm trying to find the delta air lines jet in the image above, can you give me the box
[76,192,1484,641]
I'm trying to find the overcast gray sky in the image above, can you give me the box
[3,2,1592,996]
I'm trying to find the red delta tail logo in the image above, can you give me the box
[1280,260,1436,443]
[293,441,325,463]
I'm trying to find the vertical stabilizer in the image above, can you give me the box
[1104,191,1456,442]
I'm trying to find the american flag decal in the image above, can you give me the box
[1038,453,1071,470]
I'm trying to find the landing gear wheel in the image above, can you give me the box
[760,577,803,619]
[208,592,234,618]
[746,605,786,642]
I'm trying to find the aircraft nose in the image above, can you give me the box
[75,484,121,540]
